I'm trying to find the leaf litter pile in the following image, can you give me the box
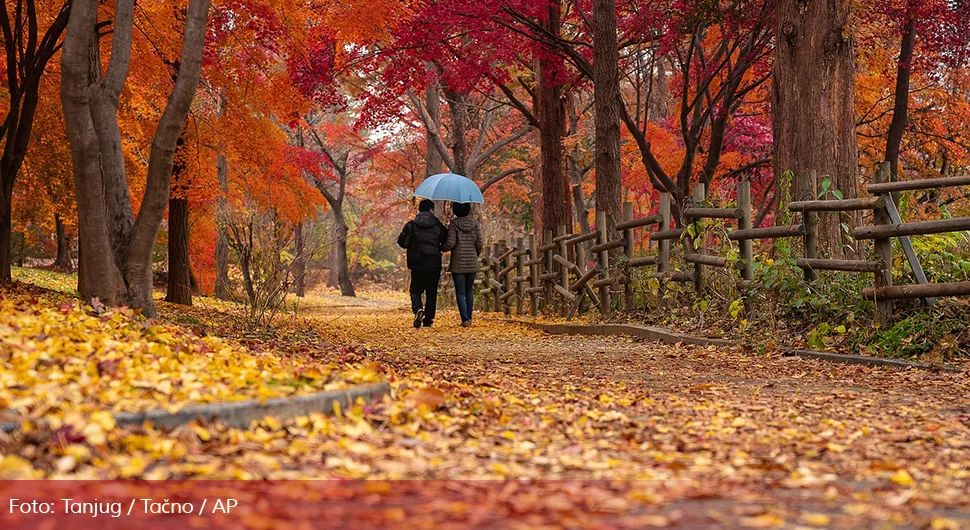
[2,284,970,528]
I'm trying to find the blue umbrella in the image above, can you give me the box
[413,173,485,204]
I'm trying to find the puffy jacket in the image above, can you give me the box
[397,212,446,271]
[442,216,483,274]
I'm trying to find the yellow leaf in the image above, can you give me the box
[0,455,41,479]
[804,513,831,527]
[890,469,914,487]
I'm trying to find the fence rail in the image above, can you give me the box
[471,162,970,324]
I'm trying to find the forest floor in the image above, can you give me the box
[2,275,970,528]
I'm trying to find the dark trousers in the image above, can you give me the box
[410,270,440,325]
[452,272,476,322]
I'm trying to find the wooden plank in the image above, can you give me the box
[528,234,539,317]
[873,162,894,324]
[649,271,693,282]
[623,202,635,311]
[628,256,657,268]
[737,182,753,282]
[650,228,685,241]
[863,281,970,300]
[853,216,970,239]
[565,231,600,246]
[616,213,662,230]
[557,225,569,316]
[685,253,727,267]
[802,171,819,282]
[589,239,625,254]
[538,242,557,252]
[796,258,882,273]
[554,283,577,302]
[867,174,970,194]
[592,277,617,288]
[683,207,743,219]
[552,253,579,272]
[570,267,599,291]
[788,196,884,212]
[729,224,804,241]
[882,198,936,306]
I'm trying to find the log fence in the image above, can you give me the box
[469,162,970,324]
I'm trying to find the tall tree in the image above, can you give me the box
[536,0,570,235]
[591,0,622,239]
[1,0,70,281]
[60,0,210,316]
[165,132,192,305]
[774,0,860,258]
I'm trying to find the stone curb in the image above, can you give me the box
[0,382,390,434]
[510,320,962,372]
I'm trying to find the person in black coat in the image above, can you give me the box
[397,199,447,328]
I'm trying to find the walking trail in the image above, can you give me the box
[295,292,970,528]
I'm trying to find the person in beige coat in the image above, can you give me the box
[442,202,483,326]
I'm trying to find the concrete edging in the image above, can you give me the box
[513,320,962,372]
[0,382,390,434]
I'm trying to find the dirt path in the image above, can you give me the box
[299,297,970,528]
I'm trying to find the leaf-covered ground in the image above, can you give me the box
[3,281,970,528]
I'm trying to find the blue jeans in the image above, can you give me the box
[452,273,476,322]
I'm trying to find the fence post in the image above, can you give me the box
[802,170,819,282]
[658,192,671,302]
[737,182,753,283]
[543,229,554,314]
[874,162,894,325]
[557,225,569,317]
[623,202,635,311]
[596,211,611,315]
[516,237,525,315]
[529,234,539,317]
[504,238,513,316]
[691,184,706,296]
[481,246,491,312]
[493,242,503,313]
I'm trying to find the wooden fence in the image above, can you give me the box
[474,162,970,324]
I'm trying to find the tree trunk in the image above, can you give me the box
[592,0,622,247]
[165,131,192,305]
[443,88,468,175]
[54,213,71,269]
[537,0,570,235]
[61,0,211,316]
[885,15,916,180]
[330,207,356,297]
[292,221,307,297]
[773,0,860,259]
[214,153,231,299]
[0,198,11,280]
[425,76,444,177]
[0,0,71,283]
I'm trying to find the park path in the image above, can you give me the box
[297,293,970,528]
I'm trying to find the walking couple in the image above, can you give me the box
[397,199,482,329]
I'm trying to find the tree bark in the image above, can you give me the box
[592,0,622,248]
[292,221,307,297]
[330,206,356,297]
[424,75,444,177]
[54,213,70,269]
[0,0,71,282]
[443,88,468,175]
[165,133,192,305]
[61,0,211,315]
[537,0,570,235]
[885,15,916,180]
[773,0,860,259]
[214,153,231,299]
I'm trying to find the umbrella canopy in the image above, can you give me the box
[413,173,485,204]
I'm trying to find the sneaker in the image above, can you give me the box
[461,320,472,327]
[413,309,424,328]
[422,323,432,328]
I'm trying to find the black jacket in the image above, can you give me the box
[397,211,447,271]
